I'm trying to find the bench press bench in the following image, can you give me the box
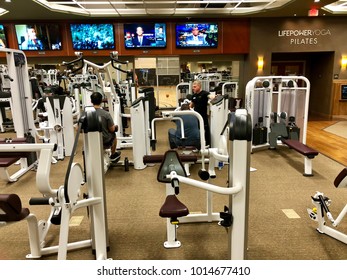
[0,138,37,182]
[281,138,319,176]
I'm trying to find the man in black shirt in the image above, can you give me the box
[190,80,210,146]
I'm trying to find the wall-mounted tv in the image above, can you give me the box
[15,24,62,51]
[70,23,115,50]
[341,85,347,100]
[124,23,166,49]
[0,24,7,48]
[176,23,218,48]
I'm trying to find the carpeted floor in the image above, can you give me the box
[1,121,347,260]
[323,121,347,139]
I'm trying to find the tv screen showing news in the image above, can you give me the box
[70,23,115,50]
[15,24,62,51]
[124,23,166,49]
[176,23,218,48]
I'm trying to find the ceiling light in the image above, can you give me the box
[0,8,8,16]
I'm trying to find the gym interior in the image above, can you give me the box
[0,1,347,261]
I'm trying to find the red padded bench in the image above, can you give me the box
[281,138,319,176]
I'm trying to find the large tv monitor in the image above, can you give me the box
[124,23,166,49]
[0,24,7,48]
[15,24,62,51]
[70,23,115,50]
[176,23,218,48]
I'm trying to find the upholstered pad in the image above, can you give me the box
[334,168,347,188]
[0,194,30,222]
[159,195,189,218]
[281,138,319,158]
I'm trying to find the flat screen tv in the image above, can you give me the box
[341,85,347,100]
[0,24,7,48]
[124,23,166,49]
[70,23,115,50]
[15,24,62,51]
[176,23,218,48]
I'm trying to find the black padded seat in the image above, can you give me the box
[334,168,347,188]
[159,195,189,218]
[0,194,30,222]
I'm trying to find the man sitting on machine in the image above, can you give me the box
[91,92,121,163]
[168,102,201,150]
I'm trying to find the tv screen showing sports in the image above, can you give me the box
[15,24,62,51]
[176,23,218,48]
[70,23,115,50]
[0,24,7,48]
[124,23,166,49]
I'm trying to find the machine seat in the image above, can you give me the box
[159,195,189,218]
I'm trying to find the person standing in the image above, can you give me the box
[190,80,210,146]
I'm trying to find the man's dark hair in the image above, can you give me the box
[180,103,190,110]
[90,92,103,105]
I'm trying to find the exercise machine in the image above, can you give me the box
[151,108,207,176]
[0,48,40,182]
[145,109,252,259]
[308,167,347,245]
[245,76,319,176]
[0,108,109,260]
[38,95,75,160]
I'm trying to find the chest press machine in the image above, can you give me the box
[145,109,252,260]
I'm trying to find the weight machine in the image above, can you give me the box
[308,167,347,245]
[149,109,252,260]
[245,75,310,149]
[0,108,109,260]
[0,48,40,181]
[150,109,207,176]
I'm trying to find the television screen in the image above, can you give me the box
[15,24,62,51]
[124,23,166,49]
[341,85,347,100]
[176,23,218,48]
[70,23,115,50]
[0,24,7,48]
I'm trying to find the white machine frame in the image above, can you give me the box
[159,109,251,260]
[0,109,109,260]
[308,168,347,245]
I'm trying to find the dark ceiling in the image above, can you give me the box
[0,0,342,21]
